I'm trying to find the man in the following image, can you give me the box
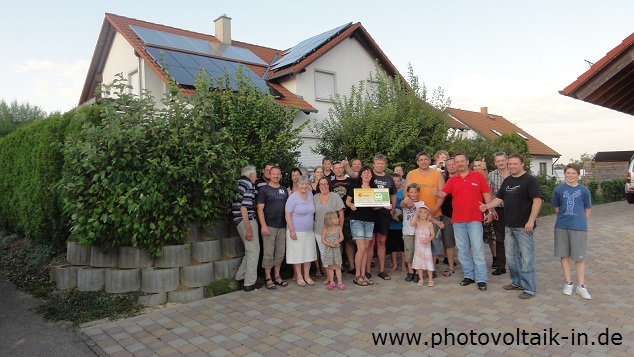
[403,151,445,278]
[331,161,356,274]
[488,152,510,275]
[474,158,496,270]
[436,154,493,291]
[342,157,362,179]
[232,165,261,291]
[257,166,289,289]
[480,154,542,299]
[431,150,449,173]
[368,154,397,280]
[440,157,457,276]
[322,156,336,181]
[255,162,274,193]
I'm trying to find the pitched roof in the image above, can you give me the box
[79,13,317,112]
[80,13,402,114]
[561,32,634,116]
[448,107,560,157]
[593,150,634,162]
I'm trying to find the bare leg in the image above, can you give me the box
[302,262,312,282]
[264,267,272,281]
[390,252,398,272]
[326,266,334,285]
[376,233,387,273]
[401,252,407,271]
[446,247,455,271]
[575,261,585,286]
[560,257,572,283]
[335,266,343,285]
[366,236,376,273]
[294,264,303,283]
[355,240,367,279]
[346,241,356,271]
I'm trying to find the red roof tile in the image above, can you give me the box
[448,108,560,157]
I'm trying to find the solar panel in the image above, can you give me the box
[271,23,351,70]
[131,25,266,65]
[144,47,269,93]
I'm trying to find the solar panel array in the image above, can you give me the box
[145,46,269,92]
[130,25,267,65]
[271,23,351,70]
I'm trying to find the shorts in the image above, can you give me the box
[483,221,495,245]
[261,227,286,268]
[351,220,374,240]
[373,210,392,236]
[403,234,415,262]
[441,215,455,249]
[430,223,441,256]
[554,228,587,261]
[386,229,404,253]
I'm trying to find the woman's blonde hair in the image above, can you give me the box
[323,211,339,230]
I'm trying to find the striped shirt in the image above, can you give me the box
[232,176,257,223]
[488,169,509,208]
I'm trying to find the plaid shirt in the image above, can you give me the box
[488,169,510,208]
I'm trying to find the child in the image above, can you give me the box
[387,173,406,272]
[321,211,346,290]
[410,205,442,287]
[552,163,592,299]
[401,183,426,283]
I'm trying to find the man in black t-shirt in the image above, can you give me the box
[331,161,356,273]
[481,154,542,300]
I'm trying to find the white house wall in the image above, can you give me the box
[101,33,139,94]
[290,36,380,166]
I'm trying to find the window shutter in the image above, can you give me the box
[315,71,335,101]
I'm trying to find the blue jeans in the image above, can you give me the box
[430,223,441,256]
[454,221,487,283]
[505,227,536,295]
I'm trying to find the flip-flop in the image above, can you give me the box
[442,269,454,277]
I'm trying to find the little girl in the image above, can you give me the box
[321,212,346,290]
[411,205,443,287]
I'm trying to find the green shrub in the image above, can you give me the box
[205,278,241,297]
[587,181,599,201]
[601,178,626,202]
[36,289,143,328]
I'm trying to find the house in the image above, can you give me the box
[561,32,634,116]
[79,13,400,168]
[585,150,634,181]
[448,107,561,176]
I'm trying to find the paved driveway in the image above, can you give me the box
[82,201,634,356]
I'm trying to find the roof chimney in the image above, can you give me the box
[214,14,232,44]
[480,107,488,116]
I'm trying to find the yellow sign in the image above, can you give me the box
[353,188,390,207]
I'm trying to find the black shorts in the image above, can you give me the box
[343,216,353,242]
[373,210,392,236]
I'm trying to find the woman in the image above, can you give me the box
[289,167,302,193]
[345,165,377,286]
[285,176,317,286]
[310,166,324,194]
[313,177,345,284]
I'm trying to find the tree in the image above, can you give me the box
[446,133,531,171]
[569,152,593,167]
[310,64,450,170]
[0,99,47,137]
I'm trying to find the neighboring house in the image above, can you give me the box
[79,13,400,168]
[586,150,634,181]
[448,107,561,176]
[561,32,634,116]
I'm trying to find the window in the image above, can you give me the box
[539,162,547,175]
[315,70,335,101]
[128,69,140,97]
[517,132,529,140]
[491,129,502,136]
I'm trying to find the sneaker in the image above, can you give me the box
[563,282,573,296]
[417,281,423,287]
[492,257,498,270]
[413,275,420,284]
[405,273,414,282]
[477,282,487,291]
[492,268,506,276]
[503,284,523,290]
[576,285,591,300]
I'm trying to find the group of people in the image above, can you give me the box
[232,150,593,300]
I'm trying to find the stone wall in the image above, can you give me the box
[49,222,243,306]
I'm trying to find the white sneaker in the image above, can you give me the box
[563,282,573,296]
[576,285,591,300]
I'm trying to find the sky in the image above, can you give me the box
[1,0,633,164]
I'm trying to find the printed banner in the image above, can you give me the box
[353,188,390,207]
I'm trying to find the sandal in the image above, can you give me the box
[353,276,368,286]
[315,271,324,278]
[297,279,307,287]
[365,272,372,279]
[428,281,435,287]
[274,276,288,287]
[305,278,316,286]
[365,277,375,285]
[378,271,391,280]
[327,282,336,290]
[265,278,277,290]
[338,283,346,290]
[442,269,454,277]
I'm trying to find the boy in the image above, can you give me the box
[387,174,406,273]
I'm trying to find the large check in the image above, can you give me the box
[353,188,390,207]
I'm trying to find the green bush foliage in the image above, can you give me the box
[446,134,531,172]
[59,71,301,256]
[598,178,626,202]
[0,111,77,247]
[587,181,599,201]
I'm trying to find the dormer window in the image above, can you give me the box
[491,129,502,136]
[517,132,529,140]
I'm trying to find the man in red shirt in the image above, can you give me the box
[436,154,494,291]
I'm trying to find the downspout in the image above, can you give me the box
[551,157,560,177]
